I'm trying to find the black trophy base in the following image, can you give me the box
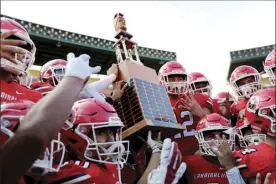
[115,30,133,39]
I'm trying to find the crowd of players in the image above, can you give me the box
[0,17,275,184]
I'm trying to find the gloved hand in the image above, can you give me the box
[147,131,163,154]
[82,74,117,103]
[65,53,101,80]
[148,139,186,184]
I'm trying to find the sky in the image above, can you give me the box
[1,1,275,95]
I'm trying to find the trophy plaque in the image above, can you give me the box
[111,13,184,139]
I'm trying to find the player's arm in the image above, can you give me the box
[137,152,161,184]
[210,136,250,184]
[0,54,98,183]
[181,93,212,118]
[137,131,162,184]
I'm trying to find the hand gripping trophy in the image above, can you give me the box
[111,13,183,140]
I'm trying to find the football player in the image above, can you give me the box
[235,118,266,150]
[233,88,275,184]
[0,102,66,183]
[29,59,67,96]
[213,91,236,120]
[263,49,275,86]
[179,113,235,184]
[188,72,213,96]
[39,59,67,87]
[229,65,262,126]
[158,61,213,156]
[0,17,42,103]
[41,98,130,183]
[0,52,101,183]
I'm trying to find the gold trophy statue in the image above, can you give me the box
[111,13,184,139]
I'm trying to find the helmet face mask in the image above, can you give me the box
[29,134,65,176]
[161,73,188,94]
[40,59,67,87]
[74,118,130,166]
[49,66,66,86]
[196,128,235,156]
[62,99,130,166]
[239,134,266,148]
[230,65,261,99]
[158,61,189,95]
[232,75,261,98]
[195,113,235,156]
[236,123,266,148]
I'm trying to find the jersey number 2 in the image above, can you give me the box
[181,111,195,137]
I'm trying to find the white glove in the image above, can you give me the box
[148,139,186,184]
[147,131,163,153]
[82,74,117,103]
[65,53,101,80]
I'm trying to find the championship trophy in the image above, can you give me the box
[111,13,184,139]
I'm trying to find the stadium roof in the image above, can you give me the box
[1,14,177,74]
[227,44,275,81]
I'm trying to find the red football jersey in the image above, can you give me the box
[27,160,121,184]
[230,98,248,118]
[30,81,55,96]
[171,94,213,156]
[183,155,229,184]
[121,163,138,184]
[1,80,42,103]
[233,143,275,184]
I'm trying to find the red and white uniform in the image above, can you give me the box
[172,94,213,156]
[183,155,229,184]
[22,160,120,184]
[0,18,41,103]
[233,143,275,184]
[230,98,248,126]
[234,88,276,184]
[180,113,235,184]
[1,80,42,103]
[60,99,130,184]
[50,161,120,184]
[231,98,248,119]
[158,61,214,155]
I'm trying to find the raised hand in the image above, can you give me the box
[210,134,236,171]
[65,53,101,80]
[1,30,27,64]
[148,139,186,184]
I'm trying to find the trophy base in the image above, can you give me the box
[115,30,133,39]
[122,119,184,140]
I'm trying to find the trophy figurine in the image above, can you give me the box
[110,13,184,139]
